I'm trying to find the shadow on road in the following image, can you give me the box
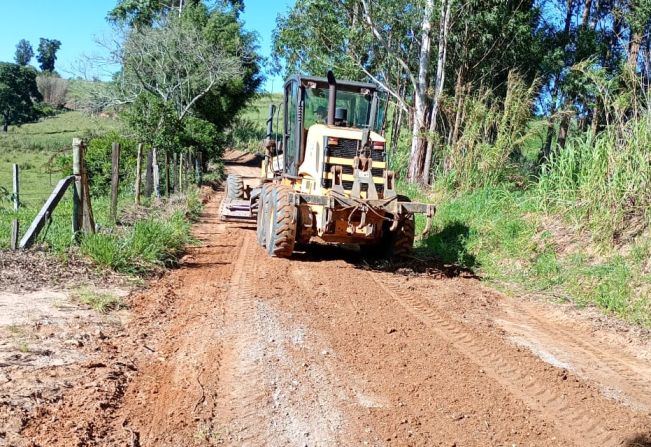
[290,236,477,280]
[624,434,651,447]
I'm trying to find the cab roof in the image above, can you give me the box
[285,75,378,94]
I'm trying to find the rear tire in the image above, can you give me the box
[390,214,415,257]
[265,186,296,258]
[226,174,244,199]
[361,195,415,258]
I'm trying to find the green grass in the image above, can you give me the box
[0,111,201,279]
[0,111,119,151]
[0,112,120,205]
[410,185,651,327]
[80,190,200,274]
[227,93,284,151]
[75,288,125,313]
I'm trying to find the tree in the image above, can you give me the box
[108,0,244,26]
[118,15,241,122]
[36,38,62,72]
[273,0,543,183]
[14,39,33,66]
[97,2,260,167]
[0,63,42,132]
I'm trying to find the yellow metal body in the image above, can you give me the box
[268,124,387,243]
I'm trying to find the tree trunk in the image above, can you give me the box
[423,0,452,185]
[564,0,573,35]
[589,0,599,29]
[581,0,592,28]
[628,31,642,71]
[451,72,466,147]
[557,113,570,150]
[407,0,434,183]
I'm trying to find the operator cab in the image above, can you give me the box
[272,74,386,178]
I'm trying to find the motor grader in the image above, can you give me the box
[221,71,435,258]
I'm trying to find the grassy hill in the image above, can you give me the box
[0,112,120,205]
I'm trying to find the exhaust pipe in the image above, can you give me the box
[266,104,276,140]
[327,70,336,126]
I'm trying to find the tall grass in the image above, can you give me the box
[538,107,651,243]
[437,72,539,191]
[80,190,201,273]
[389,70,651,326]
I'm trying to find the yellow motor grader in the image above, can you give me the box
[222,71,435,258]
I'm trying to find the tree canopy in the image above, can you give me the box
[273,0,651,184]
[36,38,62,72]
[0,63,42,132]
[103,1,262,162]
[14,39,34,66]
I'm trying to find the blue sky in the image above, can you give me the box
[0,0,294,91]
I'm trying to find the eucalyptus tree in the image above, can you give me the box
[36,38,62,73]
[14,39,33,66]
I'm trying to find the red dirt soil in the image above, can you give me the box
[13,152,651,447]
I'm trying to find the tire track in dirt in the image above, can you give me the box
[108,195,242,446]
[498,301,651,410]
[213,225,351,445]
[211,234,275,445]
[369,271,646,447]
[280,259,575,446]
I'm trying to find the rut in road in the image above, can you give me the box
[370,273,623,446]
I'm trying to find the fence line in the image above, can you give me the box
[5,140,203,250]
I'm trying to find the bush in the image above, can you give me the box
[36,74,69,109]
[85,131,139,196]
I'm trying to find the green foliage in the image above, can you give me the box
[76,288,125,313]
[36,38,61,73]
[84,132,139,197]
[14,39,34,66]
[0,63,42,129]
[81,209,192,274]
[114,2,261,165]
[121,94,182,151]
[537,76,651,243]
[414,185,649,326]
[435,72,539,191]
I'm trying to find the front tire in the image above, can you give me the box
[265,186,296,258]
[226,174,244,199]
[361,195,416,258]
[256,183,273,247]
[390,214,415,257]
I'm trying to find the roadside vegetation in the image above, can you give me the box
[387,73,651,327]
[271,1,651,326]
[1,1,260,276]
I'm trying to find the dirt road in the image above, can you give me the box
[18,153,651,446]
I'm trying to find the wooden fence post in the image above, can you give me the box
[12,164,19,211]
[135,143,143,205]
[73,138,95,235]
[110,142,121,222]
[165,150,170,197]
[10,220,19,250]
[152,148,160,199]
[72,140,82,237]
[195,151,203,186]
[178,152,184,193]
[144,149,154,197]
